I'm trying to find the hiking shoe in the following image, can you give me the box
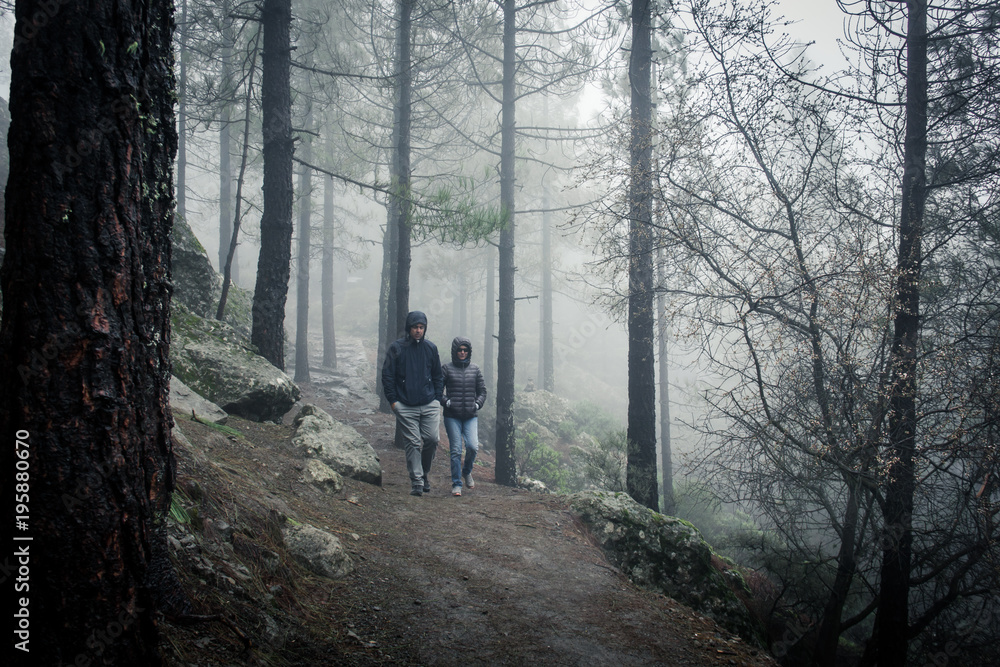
[452,486,462,496]
[410,487,423,497]
[463,473,474,489]
[423,481,431,493]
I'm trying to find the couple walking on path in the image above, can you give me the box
[380,311,487,497]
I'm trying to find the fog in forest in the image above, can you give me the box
[1,1,998,665]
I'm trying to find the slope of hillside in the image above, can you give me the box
[159,339,775,666]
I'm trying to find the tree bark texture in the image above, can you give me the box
[251,0,294,370]
[322,172,337,368]
[391,0,413,342]
[494,0,518,487]
[0,0,179,662]
[626,0,658,511]
[874,1,928,664]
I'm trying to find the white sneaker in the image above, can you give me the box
[463,473,474,489]
[452,486,462,496]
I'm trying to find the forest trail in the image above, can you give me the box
[165,338,774,666]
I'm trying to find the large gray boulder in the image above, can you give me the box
[169,375,229,424]
[171,304,300,422]
[282,523,353,579]
[513,389,569,433]
[172,216,253,339]
[291,404,382,485]
[569,491,764,646]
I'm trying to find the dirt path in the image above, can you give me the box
[165,339,774,666]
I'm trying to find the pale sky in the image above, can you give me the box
[774,0,851,72]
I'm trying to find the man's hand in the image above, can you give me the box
[390,402,397,412]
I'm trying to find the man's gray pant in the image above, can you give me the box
[394,400,440,489]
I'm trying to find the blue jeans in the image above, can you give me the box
[444,416,479,488]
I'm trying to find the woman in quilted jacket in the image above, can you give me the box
[441,336,487,496]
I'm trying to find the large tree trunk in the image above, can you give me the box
[391,0,413,341]
[494,0,518,486]
[294,118,312,383]
[873,1,928,664]
[322,171,337,369]
[0,0,179,662]
[626,0,658,510]
[251,0,294,370]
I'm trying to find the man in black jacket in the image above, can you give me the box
[381,311,444,496]
[442,336,487,496]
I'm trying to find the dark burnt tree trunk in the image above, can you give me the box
[294,117,312,383]
[626,0,658,510]
[494,0,518,486]
[873,1,928,663]
[322,171,337,369]
[0,0,179,663]
[251,0,294,370]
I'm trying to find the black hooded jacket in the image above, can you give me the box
[381,311,444,406]
[441,336,486,419]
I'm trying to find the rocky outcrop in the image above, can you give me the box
[292,404,382,485]
[282,523,353,579]
[569,491,764,646]
[171,304,300,422]
[170,375,229,424]
[514,390,569,433]
[172,216,253,339]
[301,459,345,494]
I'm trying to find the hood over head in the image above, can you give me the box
[451,336,473,364]
[405,311,428,337]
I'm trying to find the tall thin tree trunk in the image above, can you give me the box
[656,245,673,514]
[377,218,397,411]
[483,244,496,392]
[0,0,178,661]
[219,2,237,283]
[873,1,928,664]
[294,113,312,383]
[251,0,294,370]
[177,0,188,223]
[626,0,658,510]
[322,171,337,369]
[814,477,862,666]
[494,0,518,486]
[540,185,554,392]
[218,29,260,321]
